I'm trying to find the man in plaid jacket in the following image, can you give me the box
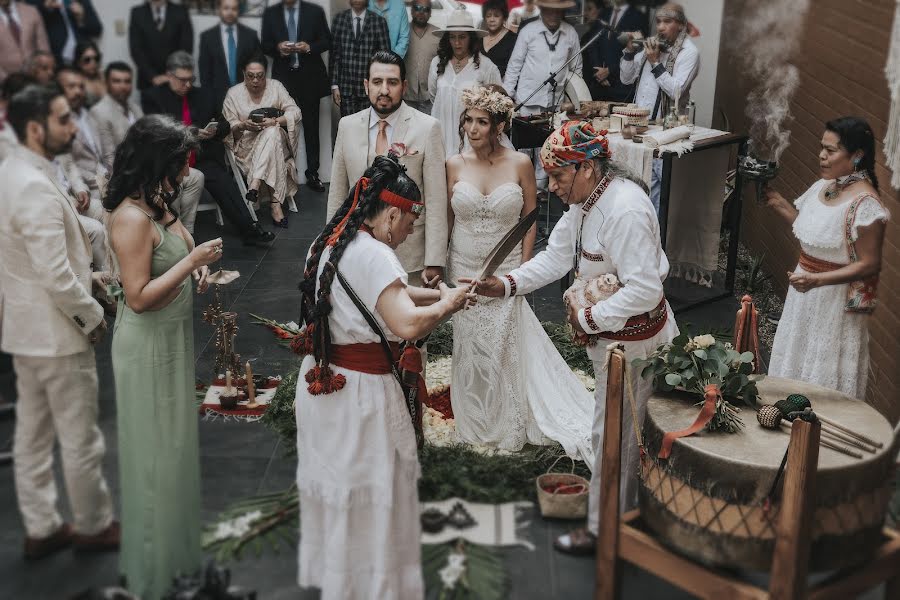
[330,0,392,117]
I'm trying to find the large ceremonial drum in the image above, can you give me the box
[639,377,896,571]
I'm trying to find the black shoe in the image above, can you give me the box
[245,189,259,205]
[306,175,325,193]
[242,223,276,246]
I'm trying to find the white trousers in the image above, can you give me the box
[171,168,204,234]
[586,355,654,534]
[12,350,114,538]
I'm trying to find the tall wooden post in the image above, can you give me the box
[595,347,626,600]
[769,418,821,600]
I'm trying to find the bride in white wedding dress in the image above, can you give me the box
[446,87,594,463]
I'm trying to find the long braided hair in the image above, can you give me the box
[297,154,422,394]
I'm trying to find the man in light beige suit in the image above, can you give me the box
[0,0,50,83]
[0,84,118,560]
[327,50,448,283]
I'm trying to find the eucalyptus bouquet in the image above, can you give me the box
[632,333,764,433]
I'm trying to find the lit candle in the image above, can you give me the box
[245,361,257,408]
[225,370,232,395]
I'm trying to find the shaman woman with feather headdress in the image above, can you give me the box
[294,153,475,599]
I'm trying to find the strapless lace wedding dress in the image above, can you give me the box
[447,181,594,463]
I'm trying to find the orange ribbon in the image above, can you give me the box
[658,384,720,459]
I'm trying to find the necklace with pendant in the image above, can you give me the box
[823,170,868,200]
[452,56,468,73]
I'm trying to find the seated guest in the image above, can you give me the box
[142,51,275,245]
[481,0,516,78]
[0,83,119,562]
[74,40,104,106]
[766,117,889,400]
[51,154,109,272]
[141,50,211,234]
[0,0,49,83]
[24,49,56,84]
[129,0,193,91]
[403,0,439,114]
[54,67,105,202]
[329,0,391,117]
[619,2,699,211]
[90,61,142,171]
[27,0,102,66]
[198,0,261,110]
[223,54,301,228]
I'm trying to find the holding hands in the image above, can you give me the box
[439,281,478,313]
[460,275,505,298]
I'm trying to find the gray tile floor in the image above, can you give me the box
[2,186,879,599]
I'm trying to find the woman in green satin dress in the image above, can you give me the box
[104,116,223,599]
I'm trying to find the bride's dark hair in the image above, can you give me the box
[102,115,198,226]
[297,154,421,394]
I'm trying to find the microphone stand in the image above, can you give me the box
[513,24,609,112]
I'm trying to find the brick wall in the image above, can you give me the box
[713,0,900,424]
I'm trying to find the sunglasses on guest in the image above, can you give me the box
[412,4,431,12]
[80,54,101,64]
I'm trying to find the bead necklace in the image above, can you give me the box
[823,170,868,201]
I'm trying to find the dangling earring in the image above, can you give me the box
[387,227,393,244]
[853,156,862,170]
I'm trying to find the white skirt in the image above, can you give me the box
[295,354,423,600]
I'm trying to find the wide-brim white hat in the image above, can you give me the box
[432,7,488,37]
[536,0,576,8]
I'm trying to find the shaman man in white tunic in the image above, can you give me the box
[472,121,678,554]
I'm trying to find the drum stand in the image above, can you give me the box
[595,348,900,600]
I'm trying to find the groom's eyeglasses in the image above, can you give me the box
[412,5,431,12]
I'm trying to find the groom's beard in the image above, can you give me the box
[371,95,402,116]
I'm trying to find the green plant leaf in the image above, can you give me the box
[739,351,755,363]
[664,373,682,386]
[692,349,708,360]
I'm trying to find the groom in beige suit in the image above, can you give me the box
[327,50,448,283]
[0,85,118,560]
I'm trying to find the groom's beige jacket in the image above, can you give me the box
[326,102,448,273]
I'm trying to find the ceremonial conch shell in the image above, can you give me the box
[564,273,621,309]
[207,269,241,285]
[563,274,622,347]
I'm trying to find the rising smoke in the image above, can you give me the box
[729,0,812,161]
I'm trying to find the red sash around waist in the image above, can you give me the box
[329,342,401,374]
[599,297,669,342]
[798,252,846,274]
[329,341,427,438]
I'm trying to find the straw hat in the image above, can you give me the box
[535,0,576,9]
[432,6,487,37]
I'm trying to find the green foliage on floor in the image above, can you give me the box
[418,443,589,503]
[422,541,508,600]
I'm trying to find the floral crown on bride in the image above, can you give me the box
[461,85,516,126]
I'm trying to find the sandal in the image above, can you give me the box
[553,527,596,556]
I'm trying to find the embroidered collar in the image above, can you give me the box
[581,174,614,214]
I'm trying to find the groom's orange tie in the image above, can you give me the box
[376,120,388,155]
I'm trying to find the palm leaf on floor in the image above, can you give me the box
[423,540,507,600]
